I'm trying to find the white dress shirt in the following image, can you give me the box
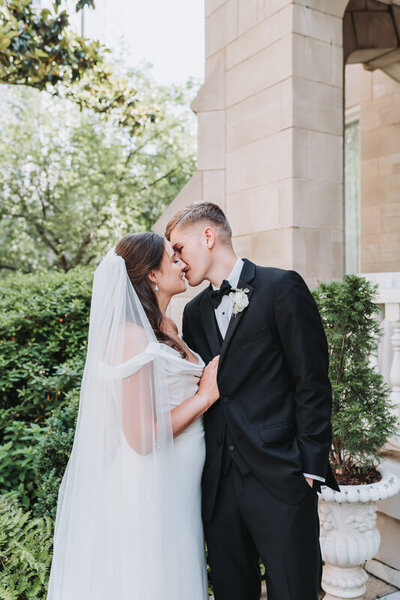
[212,257,244,338]
[212,257,325,484]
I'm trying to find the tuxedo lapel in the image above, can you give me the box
[200,288,222,357]
[218,259,256,370]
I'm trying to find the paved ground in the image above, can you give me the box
[361,575,399,600]
[208,573,399,599]
[257,573,399,599]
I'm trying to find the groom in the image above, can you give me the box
[165,201,340,600]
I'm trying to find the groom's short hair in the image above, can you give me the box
[165,201,232,244]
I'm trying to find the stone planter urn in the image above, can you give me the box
[318,473,400,600]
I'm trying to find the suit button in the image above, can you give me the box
[222,396,229,404]
[228,444,235,452]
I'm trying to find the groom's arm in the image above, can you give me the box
[274,270,332,482]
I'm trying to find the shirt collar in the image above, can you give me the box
[211,257,244,290]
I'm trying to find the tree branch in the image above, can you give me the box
[0,262,31,273]
[137,169,175,192]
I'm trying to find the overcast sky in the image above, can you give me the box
[112,0,205,86]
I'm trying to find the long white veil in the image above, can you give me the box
[47,247,184,600]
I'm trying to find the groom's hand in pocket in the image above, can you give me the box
[305,477,314,488]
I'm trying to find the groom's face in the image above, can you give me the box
[170,224,212,287]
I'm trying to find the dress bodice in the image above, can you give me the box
[100,337,206,433]
[157,341,205,408]
[155,341,206,440]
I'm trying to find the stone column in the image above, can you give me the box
[290,3,345,285]
[154,1,348,289]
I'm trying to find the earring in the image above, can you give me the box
[155,280,159,292]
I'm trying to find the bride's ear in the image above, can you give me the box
[148,271,156,284]
[147,271,159,291]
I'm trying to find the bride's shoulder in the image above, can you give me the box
[121,320,149,357]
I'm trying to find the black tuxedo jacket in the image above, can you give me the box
[182,258,340,523]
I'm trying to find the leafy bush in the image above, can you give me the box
[0,422,46,507]
[0,493,53,600]
[0,267,89,507]
[312,274,398,481]
[33,391,79,518]
[0,266,91,428]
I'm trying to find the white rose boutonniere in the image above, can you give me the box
[229,287,250,317]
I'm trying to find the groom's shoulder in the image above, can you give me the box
[183,286,208,315]
[252,263,291,283]
[251,263,310,290]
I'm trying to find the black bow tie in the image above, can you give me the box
[208,279,233,309]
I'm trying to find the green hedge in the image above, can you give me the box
[0,266,92,427]
[33,390,79,518]
[0,421,46,507]
[0,267,92,506]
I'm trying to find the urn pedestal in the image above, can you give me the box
[318,474,400,600]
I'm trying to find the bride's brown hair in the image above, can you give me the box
[115,232,187,359]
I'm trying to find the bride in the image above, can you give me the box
[46,232,220,600]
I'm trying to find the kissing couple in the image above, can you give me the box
[47,201,339,600]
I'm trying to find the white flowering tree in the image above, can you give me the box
[0,68,199,273]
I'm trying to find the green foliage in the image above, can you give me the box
[0,493,53,599]
[0,267,89,507]
[312,274,398,476]
[0,70,198,273]
[0,0,156,136]
[0,266,91,426]
[33,390,79,518]
[0,422,45,507]
[0,268,84,596]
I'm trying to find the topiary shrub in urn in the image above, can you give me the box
[312,274,400,600]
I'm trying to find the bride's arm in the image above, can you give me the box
[170,356,219,438]
[121,323,219,454]
[121,323,156,455]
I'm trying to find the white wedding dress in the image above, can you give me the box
[89,338,209,600]
[47,248,209,600]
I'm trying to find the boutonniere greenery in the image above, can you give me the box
[229,287,250,317]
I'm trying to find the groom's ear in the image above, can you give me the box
[203,227,216,249]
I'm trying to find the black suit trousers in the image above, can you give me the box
[204,449,322,600]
